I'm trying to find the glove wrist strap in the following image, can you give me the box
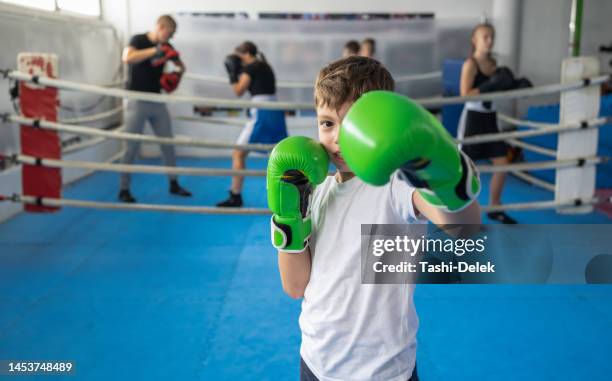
[271,214,311,253]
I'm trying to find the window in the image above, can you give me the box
[2,0,101,17]
[57,0,100,17]
[1,0,55,11]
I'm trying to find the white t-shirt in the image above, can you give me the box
[299,172,426,381]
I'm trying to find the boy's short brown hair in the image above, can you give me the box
[157,15,177,31]
[314,56,394,111]
[343,40,360,55]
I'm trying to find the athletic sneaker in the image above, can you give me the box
[170,180,192,197]
[118,189,137,203]
[216,191,243,207]
[487,211,517,224]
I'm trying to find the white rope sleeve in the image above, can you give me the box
[62,124,125,155]
[510,171,556,192]
[505,138,557,158]
[482,197,598,212]
[7,70,609,110]
[395,71,442,82]
[175,115,318,130]
[6,70,313,111]
[11,152,606,181]
[183,72,313,88]
[498,113,608,130]
[60,106,124,124]
[183,70,441,89]
[174,115,248,126]
[476,156,604,173]
[15,154,267,177]
[459,119,608,145]
[18,195,272,215]
[7,115,275,151]
[3,194,597,215]
[416,75,611,107]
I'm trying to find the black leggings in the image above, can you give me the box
[300,357,419,381]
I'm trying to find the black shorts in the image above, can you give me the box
[300,357,419,381]
[462,110,508,161]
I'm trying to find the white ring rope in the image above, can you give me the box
[416,75,611,107]
[497,113,608,130]
[175,115,248,126]
[6,70,610,110]
[183,71,441,89]
[175,115,320,129]
[6,70,313,111]
[482,197,599,212]
[14,154,267,177]
[477,156,604,173]
[10,152,606,180]
[505,138,557,158]
[17,195,272,215]
[0,194,598,215]
[7,115,276,151]
[9,113,604,150]
[106,149,125,164]
[62,124,126,155]
[395,71,442,82]
[183,73,312,89]
[61,106,123,124]
[6,115,608,156]
[511,171,556,192]
[458,118,608,145]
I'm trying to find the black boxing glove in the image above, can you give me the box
[224,54,243,84]
[514,77,533,89]
[479,67,516,93]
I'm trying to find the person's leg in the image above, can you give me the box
[487,155,517,224]
[230,149,248,194]
[216,149,247,207]
[119,101,147,201]
[149,103,191,196]
[217,112,255,208]
[489,156,508,205]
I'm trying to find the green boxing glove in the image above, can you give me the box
[339,91,480,212]
[267,136,329,252]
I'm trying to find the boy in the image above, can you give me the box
[118,14,191,203]
[360,37,376,58]
[267,56,481,380]
[342,40,360,58]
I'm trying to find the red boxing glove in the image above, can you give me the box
[152,43,180,67]
[160,71,182,93]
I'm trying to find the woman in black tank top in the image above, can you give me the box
[459,23,517,224]
[217,41,287,207]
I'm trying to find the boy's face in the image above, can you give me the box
[360,43,374,58]
[317,101,353,173]
[156,23,175,43]
[342,48,355,58]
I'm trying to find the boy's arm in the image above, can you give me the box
[339,91,481,215]
[278,248,312,299]
[267,136,329,299]
[413,192,482,225]
[122,45,158,64]
[232,73,251,97]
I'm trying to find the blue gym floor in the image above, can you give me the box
[0,157,611,381]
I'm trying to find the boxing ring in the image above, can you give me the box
[1,54,611,380]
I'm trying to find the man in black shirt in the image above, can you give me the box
[119,14,191,203]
